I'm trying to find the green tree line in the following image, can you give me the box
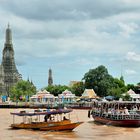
[8,65,140,101]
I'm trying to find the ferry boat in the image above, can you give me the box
[90,101,140,127]
[10,108,83,131]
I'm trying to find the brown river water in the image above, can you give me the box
[1,109,140,140]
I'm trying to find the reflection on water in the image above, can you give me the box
[1,109,140,140]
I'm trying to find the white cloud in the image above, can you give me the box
[118,22,139,37]
[125,69,137,75]
[0,1,140,88]
[126,52,140,62]
[122,0,140,6]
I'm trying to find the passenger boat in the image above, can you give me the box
[40,122,83,131]
[90,101,140,127]
[10,108,83,131]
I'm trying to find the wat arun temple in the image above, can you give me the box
[0,24,22,96]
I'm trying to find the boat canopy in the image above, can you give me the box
[10,109,72,116]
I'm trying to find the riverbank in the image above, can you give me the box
[0,102,93,109]
[0,104,29,108]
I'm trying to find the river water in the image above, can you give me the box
[1,109,140,140]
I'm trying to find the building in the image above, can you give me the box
[0,24,22,96]
[81,89,97,99]
[69,81,82,87]
[58,89,76,103]
[127,89,140,101]
[30,90,56,104]
[48,68,53,86]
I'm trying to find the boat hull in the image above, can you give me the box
[40,122,83,131]
[11,120,71,129]
[93,116,140,127]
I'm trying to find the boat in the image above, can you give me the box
[10,108,83,131]
[65,102,92,110]
[90,101,140,127]
[40,122,83,131]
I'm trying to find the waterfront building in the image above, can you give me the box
[58,89,76,103]
[48,68,53,86]
[30,90,56,104]
[30,89,76,105]
[81,89,97,99]
[127,89,140,101]
[0,24,22,96]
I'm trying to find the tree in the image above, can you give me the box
[120,76,125,84]
[137,82,140,86]
[83,65,114,97]
[10,80,36,102]
[123,93,131,101]
[44,85,70,96]
[136,83,140,94]
[126,84,136,91]
[113,78,125,89]
[70,82,84,96]
[107,77,127,99]
[108,87,123,99]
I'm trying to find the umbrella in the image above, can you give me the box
[105,96,115,101]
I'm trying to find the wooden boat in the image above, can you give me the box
[10,108,83,131]
[93,115,140,127]
[90,101,140,127]
[11,120,71,129]
[40,122,83,131]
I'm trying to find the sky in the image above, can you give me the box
[0,0,140,89]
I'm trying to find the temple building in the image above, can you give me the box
[0,24,22,96]
[48,68,53,86]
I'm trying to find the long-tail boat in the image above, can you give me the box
[90,101,140,127]
[10,108,83,131]
[40,122,83,131]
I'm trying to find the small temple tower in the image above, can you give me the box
[48,68,53,86]
[1,24,22,96]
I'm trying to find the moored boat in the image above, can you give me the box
[90,101,140,127]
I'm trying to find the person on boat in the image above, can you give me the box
[108,108,112,114]
[44,115,48,122]
[111,108,115,114]
[64,107,67,110]
[48,114,55,121]
[124,107,129,115]
[114,108,119,115]
[63,116,69,120]
[132,106,138,111]
[119,107,124,114]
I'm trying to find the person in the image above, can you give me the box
[119,107,124,114]
[88,110,91,118]
[132,106,138,111]
[63,116,69,120]
[44,115,48,122]
[124,107,129,115]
